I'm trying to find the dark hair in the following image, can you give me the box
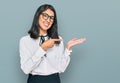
[28,4,60,45]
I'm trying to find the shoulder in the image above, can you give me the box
[59,35,64,43]
[59,35,63,40]
[19,35,39,45]
[20,35,31,43]
[19,35,36,45]
[58,35,64,45]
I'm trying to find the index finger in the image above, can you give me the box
[52,38,62,42]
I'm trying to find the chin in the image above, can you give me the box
[40,25,51,31]
[43,27,50,31]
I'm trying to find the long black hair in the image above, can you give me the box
[28,4,60,44]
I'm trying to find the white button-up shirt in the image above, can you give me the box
[19,35,72,75]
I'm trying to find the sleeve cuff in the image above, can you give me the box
[66,48,72,53]
[65,48,72,56]
[32,47,46,62]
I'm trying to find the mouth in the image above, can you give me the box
[43,21,50,28]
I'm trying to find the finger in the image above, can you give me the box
[76,39,86,44]
[72,38,86,44]
[82,38,86,40]
[71,41,83,46]
[71,38,78,40]
[77,38,86,42]
[71,38,86,41]
[52,38,62,42]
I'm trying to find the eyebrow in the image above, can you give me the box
[42,12,54,17]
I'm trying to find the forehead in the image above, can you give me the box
[42,9,54,16]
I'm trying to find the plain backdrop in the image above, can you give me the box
[0,0,120,83]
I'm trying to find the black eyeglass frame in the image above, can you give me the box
[41,13,54,22]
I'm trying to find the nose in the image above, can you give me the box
[46,17,51,22]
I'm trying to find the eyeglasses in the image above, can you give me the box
[41,13,54,22]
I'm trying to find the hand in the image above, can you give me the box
[41,38,62,51]
[66,38,86,50]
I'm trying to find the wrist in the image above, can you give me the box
[66,45,71,51]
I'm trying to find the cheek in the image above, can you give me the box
[48,23,53,29]
[39,19,43,26]
[38,16,43,25]
[49,23,53,27]
[49,22,54,27]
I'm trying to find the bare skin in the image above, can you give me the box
[39,9,86,51]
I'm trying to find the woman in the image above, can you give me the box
[19,4,86,83]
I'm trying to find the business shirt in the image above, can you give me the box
[19,35,72,75]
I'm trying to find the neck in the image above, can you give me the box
[39,29,47,36]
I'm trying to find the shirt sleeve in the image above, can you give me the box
[57,38,72,73]
[19,37,46,74]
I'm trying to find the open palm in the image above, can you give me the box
[66,38,86,50]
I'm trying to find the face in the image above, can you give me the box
[39,9,54,34]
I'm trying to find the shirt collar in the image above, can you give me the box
[39,34,48,37]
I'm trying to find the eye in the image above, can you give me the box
[50,16,54,20]
[43,13,48,18]
[41,13,49,20]
[41,13,54,22]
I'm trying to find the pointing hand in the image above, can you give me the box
[41,38,62,51]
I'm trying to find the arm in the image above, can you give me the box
[58,37,86,72]
[57,40,72,73]
[19,37,46,74]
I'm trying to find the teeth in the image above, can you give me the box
[44,23,48,26]
[44,22,49,27]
